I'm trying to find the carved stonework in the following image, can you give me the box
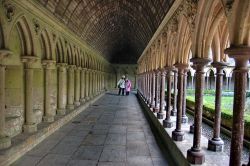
[33,19,40,35]
[3,2,15,22]
[225,0,234,17]
[184,0,199,32]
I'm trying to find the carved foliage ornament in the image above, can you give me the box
[184,0,198,32]
[33,19,40,35]
[3,1,15,22]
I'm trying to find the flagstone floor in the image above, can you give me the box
[13,92,168,166]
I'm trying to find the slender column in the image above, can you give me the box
[163,67,174,128]
[150,72,156,109]
[0,50,12,148]
[225,47,250,166]
[172,64,187,141]
[148,72,152,105]
[74,67,81,106]
[171,69,177,116]
[157,69,166,119]
[57,63,67,115]
[182,68,189,123]
[206,76,209,89]
[187,58,210,164]
[229,77,232,90]
[89,70,93,98]
[42,60,56,122]
[80,68,86,103]
[66,65,75,110]
[85,70,89,100]
[226,76,229,90]
[191,76,194,89]
[22,56,38,133]
[153,70,160,113]
[208,62,227,152]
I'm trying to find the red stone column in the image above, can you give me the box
[157,69,166,119]
[225,47,250,166]
[153,70,160,113]
[187,58,210,164]
[208,62,227,152]
[172,64,188,141]
[182,67,189,123]
[163,67,174,128]
[150,71,156,109]
[171,69,177,116]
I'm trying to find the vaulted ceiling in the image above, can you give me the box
[37,0,174,64]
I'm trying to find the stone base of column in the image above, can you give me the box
[171,109,177,116]
[190,124,194,133]
[80,98,86,103]
[208,138,224,152]
[0,136,11,149]
[74,101,81,107]
[163,119,173,128]
[150,103,155,109]
[43,116,54,123]
[157,112,164,119]
[66,104,75,110]
[57,108,66,115]
[187,148,205,164]
[23,123,37,133]
[172,130,185,141]
[153,107,159,113]
[181,116,188,124]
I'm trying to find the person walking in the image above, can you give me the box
[117,75,125,95]
[125,78,132,96]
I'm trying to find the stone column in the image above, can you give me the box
[80,68,86,103]
[0,50,12,148]
[187,58,210,165]
[74,67,81,106]
[182,68,189,124]
[172,64,187,141]
[148,72,152,105]
[226,76,229,90]
[22,56,38,133]
[171,69,177,116]
[206,75,209,89]
[89,70,93,98]
[150,71,156,109]
[57,63,67,115]
[225,47,250,166]
[163,67,174,128]
[153,70,160,113]
[42,60,56,122]
[157,69,166,119]
[66,65,75,110]
[208,62,227,152]
[85,69,89,101]
[191,76,194,89]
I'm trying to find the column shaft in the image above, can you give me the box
[57,63,67,115]
[157,70,165,119]
[171,69,177,116]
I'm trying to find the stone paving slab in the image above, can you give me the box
[13,92,168,166]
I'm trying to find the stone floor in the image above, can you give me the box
[12,92,168,166]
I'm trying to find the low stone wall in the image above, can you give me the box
[0,93,105,166]
[137,92,190,166]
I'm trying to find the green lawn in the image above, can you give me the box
[186,95,250,122]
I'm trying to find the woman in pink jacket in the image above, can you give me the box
[125,78,132,95]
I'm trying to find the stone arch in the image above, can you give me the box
[55,37,64,63]
[40,29,52,60]
[0,20,4,48]
[66,43,73,65]
[13,16,35,56]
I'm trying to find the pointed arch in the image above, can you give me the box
[40,29,52,60]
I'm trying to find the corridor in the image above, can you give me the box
[13,92,168,166]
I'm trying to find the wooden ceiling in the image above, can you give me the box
[37,0,174,63]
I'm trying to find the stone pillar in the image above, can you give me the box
[148,72,152,105]
[57,63,67,115]
[0,50,12,148]
[157,69,165,119]
[171,69,177,116]
[80,68,86,103]
[163,67,174,128]
[225,47,250,166]
[226,76,229,90]
[208,62,227,152]
[66,65,75,110]
[89,70,93,98]
[22,56,38,133]
[74,67,81,106]
[172,64,187,141]
[153,70,160,113]
[187,58,210,164]
[191,76,194,89]
[42,60,56,122]
[150,71,156,109]
[85,69,89,100]
[182,68,189,123]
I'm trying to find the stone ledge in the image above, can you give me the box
[137,91,229,166]
[0,93,104,166]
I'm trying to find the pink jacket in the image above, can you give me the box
[125,80,132,92]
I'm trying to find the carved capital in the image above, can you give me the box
[21,56,39,69]
[3,1,15,22]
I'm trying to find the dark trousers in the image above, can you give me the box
[118,88,125,95]
[126,91,130,95]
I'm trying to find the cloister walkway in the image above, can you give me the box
[13,92,168,166]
